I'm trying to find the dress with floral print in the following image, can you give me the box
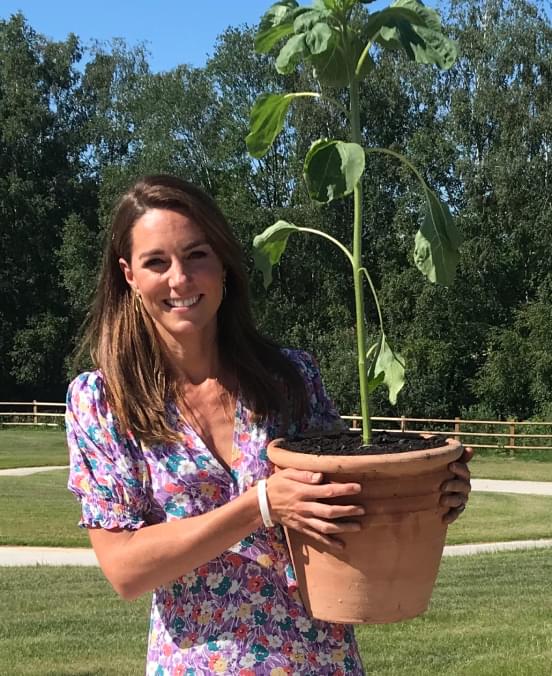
[66,350,365,675]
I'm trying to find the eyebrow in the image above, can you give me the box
[138,239,209,260]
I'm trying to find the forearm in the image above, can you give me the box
[91,486,263,600]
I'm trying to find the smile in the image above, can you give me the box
[164,295,202,309]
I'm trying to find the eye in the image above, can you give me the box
[144,258,166,268]
[188,249,208,259]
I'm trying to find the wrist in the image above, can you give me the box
[257,479,274,528]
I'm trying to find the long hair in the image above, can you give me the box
[79,175,306,443]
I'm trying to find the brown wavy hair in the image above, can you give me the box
[78,175,306,444]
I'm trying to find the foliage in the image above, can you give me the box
[1,1,552,424]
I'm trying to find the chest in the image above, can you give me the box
[180,387,236,470]
[142,400,276,521]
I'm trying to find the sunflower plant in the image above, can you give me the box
[246,0,463,445]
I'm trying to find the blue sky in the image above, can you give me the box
[2,0,403,72]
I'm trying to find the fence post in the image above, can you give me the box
[509,420,516,450]
[33,400,38,425]
[352,417,358,430]
[400,416,406,432]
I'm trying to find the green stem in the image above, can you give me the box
[287,91,349,119]
[298,227,354,267]
[360,267,384,333]
[364,147,431,200]
[350,78,371,445]
[355,41,372,78]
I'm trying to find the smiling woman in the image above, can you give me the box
[65,174,471,675]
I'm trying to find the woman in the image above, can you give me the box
[66,174,471,675]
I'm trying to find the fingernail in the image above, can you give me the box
[311,472,322,482]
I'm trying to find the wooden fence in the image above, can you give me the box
[2,402,552,451]
[340,415,552,451]
[0,401,65,427]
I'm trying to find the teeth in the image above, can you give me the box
[166,295,200,308]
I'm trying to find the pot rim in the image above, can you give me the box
[267,433,463,473]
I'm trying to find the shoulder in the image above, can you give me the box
[280,348,320,380]
[66,370,108,413]
[66,370,122,440]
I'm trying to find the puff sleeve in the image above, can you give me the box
[66,371,151,530]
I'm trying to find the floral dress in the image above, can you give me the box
[66,350,365,676]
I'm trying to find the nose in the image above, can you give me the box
[168,261,191,289]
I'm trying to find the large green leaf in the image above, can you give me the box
[252,221,300,288]
[414,190,463,285]
[367,334,405,405]
[304,139,365,203]
[305,22,333,55]
[246,92,304,158]
[276,13,333,74]
[255,1,304,53]
[364,6,425,42]
[293,9,329,33]
[375,0,457,70]
[311,25,375,87]
[276,33,308,73]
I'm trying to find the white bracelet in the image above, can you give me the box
[257,479,274,528]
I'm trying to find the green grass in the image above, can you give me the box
[0,566,149,675]
[0,550,550,675]
[0,470,88,547]
[1,469,551,548]
[471,449,552,481]
[355,548,552,675]
[0,428,67,469]
[446,492,552,544]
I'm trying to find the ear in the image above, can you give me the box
[119,257,137,291]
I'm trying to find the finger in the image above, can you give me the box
[439,493,466,509]
[315,482,363,499]
[459,446,474,463]
[301,502,365,520]
[280,468,325,484]
[304,517,362,535]
[441,479,471,495]
[442,504,466,525]
[448,460,471,480]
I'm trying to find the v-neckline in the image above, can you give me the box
[178,395,242,480]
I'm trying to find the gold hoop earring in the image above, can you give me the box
[133,291,142,313]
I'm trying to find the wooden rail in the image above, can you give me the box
[1,402,552,450]
[341,415,552,451]
[0,401,65,427]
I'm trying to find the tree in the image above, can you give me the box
[0,14,90,398]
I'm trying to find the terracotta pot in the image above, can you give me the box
[268,435,463,624]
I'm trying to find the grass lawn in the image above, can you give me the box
[0,566,149,675]
[445,491,552,544]
[0,470,88,547]
[1,469,551,548]
[471,448,552,481]
[355,548,552,675]
[0,428,67,469]
[0,549,550,675]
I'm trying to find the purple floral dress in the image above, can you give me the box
[66,350,365,675]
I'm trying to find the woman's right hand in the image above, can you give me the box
[266,469,365,550]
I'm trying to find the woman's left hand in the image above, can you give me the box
[440,446,474,524]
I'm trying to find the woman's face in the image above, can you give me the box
[119,208,225,349]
